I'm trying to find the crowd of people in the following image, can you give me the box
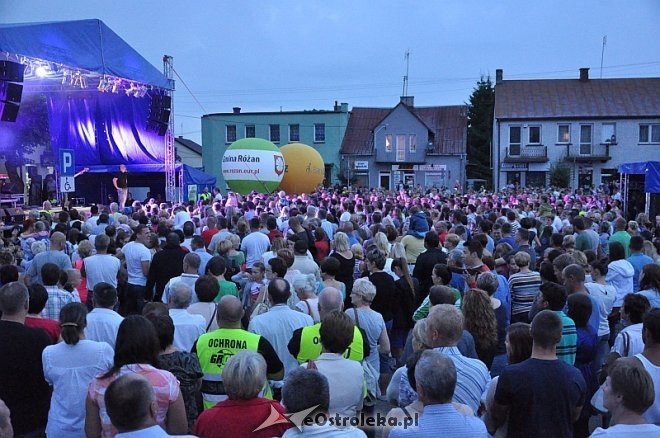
[0,184,659,437]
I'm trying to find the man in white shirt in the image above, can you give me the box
[191,236,212,276]
[121,224,152,315]
[240,218,270,269]
[291,240,321,282]
[162,253,200,304]
[249,278,313,380]
[207,216,233,255]
[85,282,124,349]
[168,282,205,352]
[281,368,366,437]
[84,234,121,290]
[318,209,335,242]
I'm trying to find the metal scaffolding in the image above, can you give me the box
[163,55,177,203]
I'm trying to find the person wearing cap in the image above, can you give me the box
[85,282,124,349]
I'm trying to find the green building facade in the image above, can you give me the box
[202,102,349,192]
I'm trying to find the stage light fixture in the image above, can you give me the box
[125,82,137,96]
[111,78,121,94]
[35,65,48,78]
[71,71,86,88]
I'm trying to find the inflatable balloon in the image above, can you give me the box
[278,143,325,194]
[222,138,285,195]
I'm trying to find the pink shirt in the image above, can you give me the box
[88,364,180,437]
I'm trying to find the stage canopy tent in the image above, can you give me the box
[0,19,169,88]
[618,161,660,193]
[0,19,171,173]
[181,164,216,201]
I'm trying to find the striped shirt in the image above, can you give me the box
[556,311,577,365]
[434,346,491,413]
[390,403,488,437]
[508,271,542,316]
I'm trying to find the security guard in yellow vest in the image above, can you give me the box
[193,296,283,409]
[288,286,370,363]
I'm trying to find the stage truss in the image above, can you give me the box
[163,55,177,203]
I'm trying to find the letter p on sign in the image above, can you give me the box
[59,149,75,177]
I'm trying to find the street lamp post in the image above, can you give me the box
[373,124,388,189]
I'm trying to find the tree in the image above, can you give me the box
[549,161,571,188]
[466,76,495,187]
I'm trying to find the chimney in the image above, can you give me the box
[495,69,503,84]
[400,96,414,107]
[334,100,340,111]
[340,102,348,112]
[579,68,589,82]
[232,107,241,114]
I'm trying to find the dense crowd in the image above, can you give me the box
[0,184,659,437]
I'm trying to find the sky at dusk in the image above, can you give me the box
[2,0,659,144]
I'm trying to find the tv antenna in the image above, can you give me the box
[402,49,411,96]
[600,35,607,78]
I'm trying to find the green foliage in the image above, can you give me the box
[549,161,571,188]
[466,76,494,187]
[17,93,51,156]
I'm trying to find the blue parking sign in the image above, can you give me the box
[59,149,75,177]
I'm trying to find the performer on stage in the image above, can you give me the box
[113,164,128,209]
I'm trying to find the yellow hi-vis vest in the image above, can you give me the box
[196,328,271,409]
[296,323,365,363]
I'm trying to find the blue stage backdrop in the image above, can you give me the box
[47,91,166,172]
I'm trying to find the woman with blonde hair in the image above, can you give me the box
[261,236,286,265]
[627,220,640,237]
[642,240,660,263]
[330,231,355,302]
[346,278,390,376]
[462,288,499,368]
[385,242,406,279]
[293,273,320,322]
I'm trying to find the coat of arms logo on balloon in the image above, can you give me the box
[222,139,324,195]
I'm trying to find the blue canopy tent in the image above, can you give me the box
[180,164,216,202]
[617,161,660,218]
[0,19,173,204]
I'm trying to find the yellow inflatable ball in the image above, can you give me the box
[278,143,325,194]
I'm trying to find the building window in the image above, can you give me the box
[289,124,300,142]
[526,171,546,188]
[409,134,417,153]
[396,135,406,162]
[226,125,236,143]
[602,123,616,144]
[245,125,255,138]
[558,124,570,143]
[269,124,280,143]
[314,123,325,143]
[509,126,521,155]
[639,124,660,143]
[528,125,541,144]
[580,124,592,154]
[385,134,392,152]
